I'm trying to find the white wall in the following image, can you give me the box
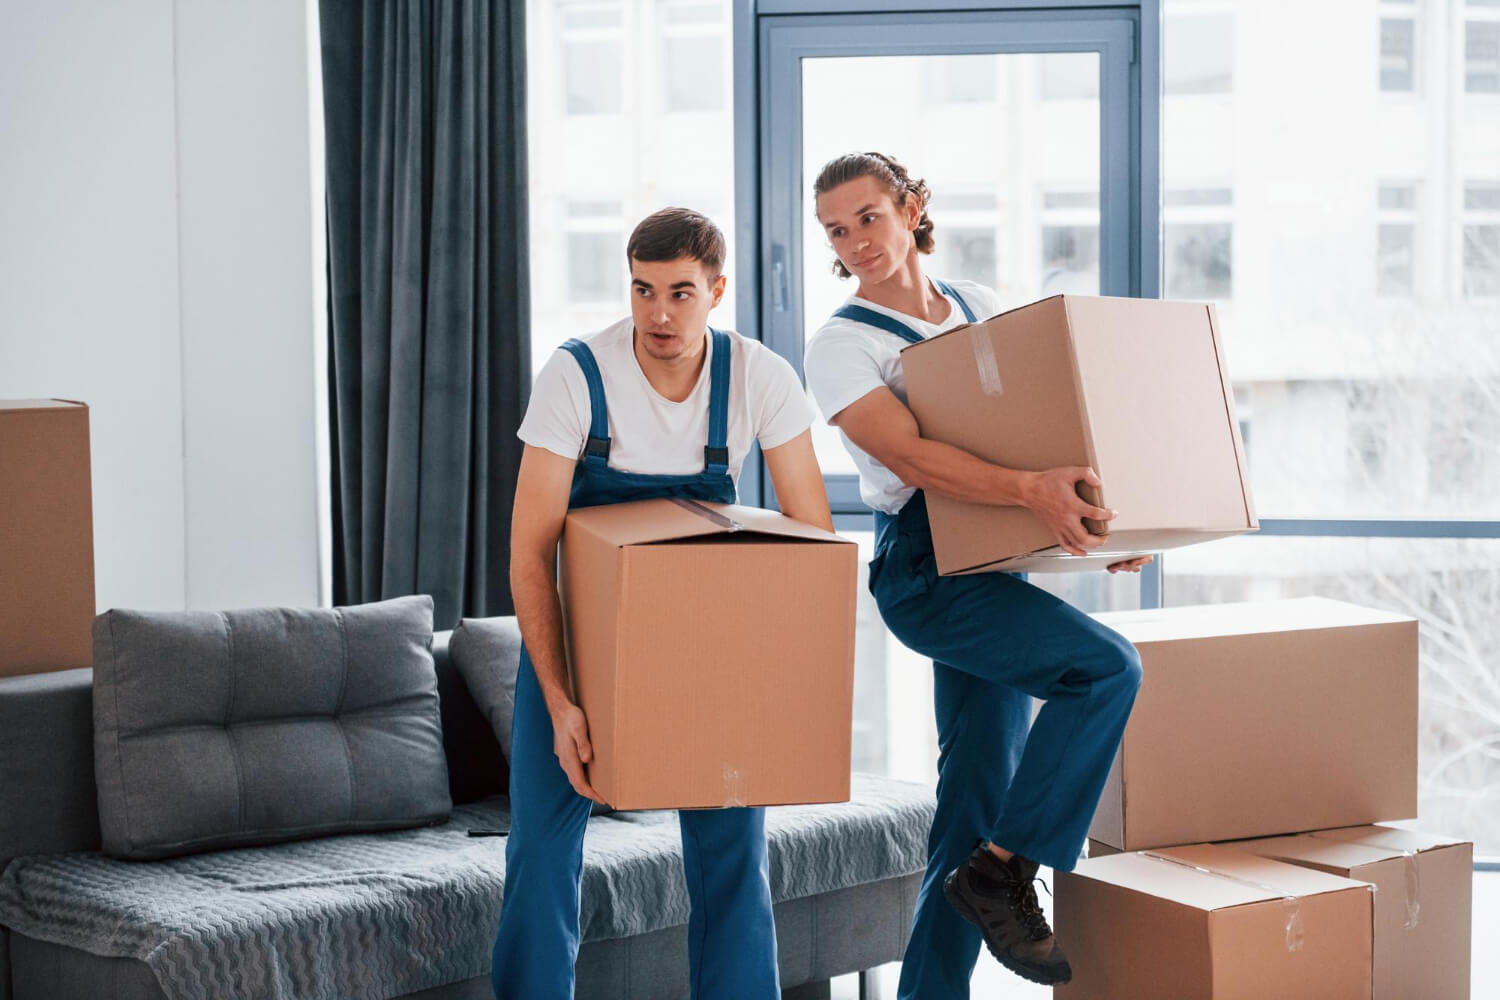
[0,0,321,614]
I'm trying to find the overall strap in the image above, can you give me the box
[934,279,978,323]
[704,328,731,474]
[831,303,924,344]
[560,338,611,465]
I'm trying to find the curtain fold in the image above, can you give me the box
[321,0,529,628]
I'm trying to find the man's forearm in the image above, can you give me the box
[510,556,575,716]
[890,436,1037,508]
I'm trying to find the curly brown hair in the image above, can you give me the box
[812,152,935,279]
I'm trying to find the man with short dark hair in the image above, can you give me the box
[489,207,832,999]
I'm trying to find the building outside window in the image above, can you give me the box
[1164,12,1234,95]
[1381,15,1417,92]
[1467,19,1500,93]
[559,1,625,115]
[1464,181,1500,298]
[564,200,625,303]
[1163,187,1233,300]
[660,0,727,112]
[1377,181,1418,297]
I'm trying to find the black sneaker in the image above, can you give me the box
[942,845,1073,986]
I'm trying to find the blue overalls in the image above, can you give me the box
[490,329,780,1000]
[835,284,1142,1000]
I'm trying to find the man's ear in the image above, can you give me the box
[711,272,728,308]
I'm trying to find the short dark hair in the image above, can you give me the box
[626,207,726,277]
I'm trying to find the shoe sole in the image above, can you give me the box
[943,870,1073,987]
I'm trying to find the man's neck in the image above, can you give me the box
[632,327,708,403]
[854,255,950,324]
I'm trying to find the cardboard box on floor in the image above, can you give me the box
[900,294,1256,575]
[1055,843,1375,1000]
[0,400,95,677]
[1229,825,1473,1000]
[560,498,858,811]
[1089,597,1419,852]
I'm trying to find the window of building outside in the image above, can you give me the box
[1381,16,1417,92]
[1377,181,1418,297]
[1163,187,1233,300]
[560,1,624,115]
[1164,0,1500,854]
[661,0,726,112]
[1468,19,1500,93]
[923,55,998,104]
[1465,181,1500,298]
[564,201,625,303]
[1039,190,1100,295]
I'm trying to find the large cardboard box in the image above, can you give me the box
[1089,597,1418,852]
[900,295,1256,575]
[1055,843,1374,1000]
[0,400,95,677]
[559,498,857,810]
[1229,825,1473,1000]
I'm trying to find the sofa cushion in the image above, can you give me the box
[447,616,522,762]
[91,595,451,861]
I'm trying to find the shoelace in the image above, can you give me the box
[1006,872,1054,941]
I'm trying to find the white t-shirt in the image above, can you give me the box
[519,317,813,486]
[803,279,1006,514]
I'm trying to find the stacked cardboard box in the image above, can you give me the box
[0,400,95,677]
[1055,598,1472,999]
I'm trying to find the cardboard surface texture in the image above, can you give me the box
[560,498,858,810]
[1230,825,1473,1000]
[1089,597,1419,851]
[0,400,95,677]
[900,295,1256,575]
[1055,843,1374,1000]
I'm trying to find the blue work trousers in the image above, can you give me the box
[490,648,780,1000]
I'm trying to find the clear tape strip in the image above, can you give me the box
[1303,833,1421,930]
[1140,851,1306,952]
[722,764,747,808]
[969,328,1005,397]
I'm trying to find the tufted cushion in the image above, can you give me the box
[91,595,451,861]
[447,616,522,762]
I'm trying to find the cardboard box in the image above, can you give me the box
[1089,597,1418,852]
[0,400,95,677]
[559,498,857,810]
[900,295,1256,575]
[1229,826,1473,1000]
[1055,843,1374,1000]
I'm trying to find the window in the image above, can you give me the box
[1381,18,1416,91]
[1464,182,1500,298]
[1039,189,1101,294]
[1164,14,1234,95]
[922,55,997,104]
[1040,51,1100,100]
[1163,187,1233,300]
[660,0,726,112]
[564,200,626,303]
[1468,21,1500,92]
[560,2,624,115]
[1377,182,1418,297]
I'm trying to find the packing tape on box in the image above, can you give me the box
[1140,851,1306,953]
[1305,833,1422,930]
[969,328,1005,397]
[722,764,747,807]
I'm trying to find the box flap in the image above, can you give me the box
[1308,824,1471,856]
[564,498,849,548]
[1227,834,1405,873]
[1093,596,1413,644]
[1075,845,1372,912]
[0,399,87,412]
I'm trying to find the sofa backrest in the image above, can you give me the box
[0,630,505,873]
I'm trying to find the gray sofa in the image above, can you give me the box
[0,623,933,1000]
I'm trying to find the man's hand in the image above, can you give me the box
[550,702,607,804]
[1022,466,1116,557]
[1107,555,1154,574]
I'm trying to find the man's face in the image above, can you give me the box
[628,256,727,362]
[815,174,920,285]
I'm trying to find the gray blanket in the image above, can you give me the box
[0,774,933,1000]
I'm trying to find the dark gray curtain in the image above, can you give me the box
[320,0,529,628]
